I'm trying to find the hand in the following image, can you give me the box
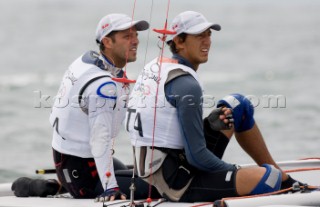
[207,107,234,131]
[94,187,127,202]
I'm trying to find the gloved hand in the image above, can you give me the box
[217,94,255,132]
[207,107,234,131]
[281,175,306,189]
[94,187,127,202]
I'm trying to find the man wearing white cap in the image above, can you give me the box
[127,11,303,202]
[12,13,154,201]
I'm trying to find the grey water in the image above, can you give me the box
[1,0,320,183]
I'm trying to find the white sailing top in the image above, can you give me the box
[126,57,203,149]
[50,51,129,190]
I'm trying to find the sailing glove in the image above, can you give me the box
[94,187,127,202]
[207,107,234,131]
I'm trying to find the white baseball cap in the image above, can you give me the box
[167,11,221,42]
[95,13,149,43]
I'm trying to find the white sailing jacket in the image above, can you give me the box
[126,57,203,149]
[50,51,129,190]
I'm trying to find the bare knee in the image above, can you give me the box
[236,164,282,196]
[236,166,266,195]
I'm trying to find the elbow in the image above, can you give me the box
[184,150,204,170]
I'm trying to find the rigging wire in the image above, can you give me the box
[111,0,137,84]
[146,0,176,203]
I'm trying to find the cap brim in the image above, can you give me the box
[186,22,221,35]
[134,20,150,31]
[114,20,149,31]
[166,23,221,44]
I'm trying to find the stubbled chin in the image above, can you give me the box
[130,51,137,57]
[200,56,208,63]
[128,56,137,62]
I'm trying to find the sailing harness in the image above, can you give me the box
[134,146,196,201]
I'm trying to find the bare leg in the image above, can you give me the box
[236,167,266,195]
[235,123,288,181]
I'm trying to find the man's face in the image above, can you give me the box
[177,29,212,70]
[104,27,139,67]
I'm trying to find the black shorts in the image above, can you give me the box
[161,149,238,202]
[180,169,238,202]
[162,119,238,202]
[53,149,103,198]
[53,149,161,199]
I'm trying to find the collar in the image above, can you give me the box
[172,54,195,70]
[99,54,123,78]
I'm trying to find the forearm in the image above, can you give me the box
[88,94,118,190]
[94,146,118,190]
[165,75,234,172]
[89,113,118,190]
[179,105,235,171]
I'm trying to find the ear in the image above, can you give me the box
[101,37,113,49]
[173,36,185,51]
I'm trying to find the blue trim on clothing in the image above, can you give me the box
[172,54,195,70]
[96,82,117,100]
[101,54,124,78]
[101,54,116,67]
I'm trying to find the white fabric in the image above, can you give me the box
[167,11,221,42]
[95,13,149,42]
[126,57,203,149]
[134,146,167,178]
[50,53,129,190]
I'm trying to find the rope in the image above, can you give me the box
[284,167,320,173]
